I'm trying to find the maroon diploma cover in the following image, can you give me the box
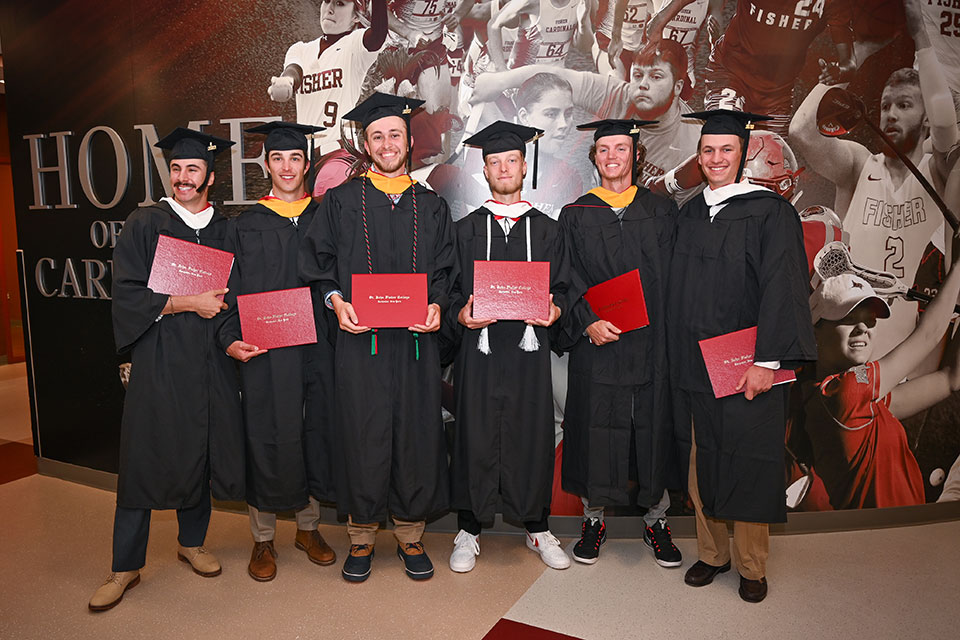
[583,269,650,332]
[698,326,796,399]
[147,234,234,296]
[352,273,429,328]
[472,260,550,321]
[236,287,317,349]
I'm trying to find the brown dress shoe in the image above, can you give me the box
[739,575,768,603]
[683,560,731,587]
[248,540,278,582]
[295,529,336,566]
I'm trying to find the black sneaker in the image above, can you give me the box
[644,518,682,567]
[396,542,435,580]
[572,517,606,565]
[342,544,374,582]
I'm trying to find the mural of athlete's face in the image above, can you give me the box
[364,116,410,177]
[628,60,681,118]
[320,0,356,35]
[880,83,927,156]
[517,88,574,157]
[815,305,879,371]
[483,149,526,200]
[169,158,212,211]
[594,134,633,185]
[265,149,308,200]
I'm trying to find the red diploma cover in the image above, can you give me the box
[472,260,550,321]
[236,287,317,349]
[583,269,649,332]
[147,234,234,296]
[352,273,429,328]
[698,326,797,399]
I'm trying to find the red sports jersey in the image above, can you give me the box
[714,0,853,94]
[801,361,926,510]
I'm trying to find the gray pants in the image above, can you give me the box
[582,489,671,528]
[248,497,321,542]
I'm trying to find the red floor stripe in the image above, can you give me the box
[483,619,583,640]
[0,442,37,485]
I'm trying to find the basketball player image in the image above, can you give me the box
[268,0,388,198]
[487,0,590,71]
[647,0,856,135]
[920,0,960,118]
[789,0,960,361]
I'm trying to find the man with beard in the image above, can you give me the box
[268,0,388,198]
[299,93,456,583]
[558,119,681,567]
[218,122,337,582]
[789,1,960,361]
[668,110,816,603]
[470,39,701,203]
[89,129,243,612]
[446,121,572,573]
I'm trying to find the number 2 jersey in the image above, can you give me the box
[843,153,945,359]
[284,29,383,154]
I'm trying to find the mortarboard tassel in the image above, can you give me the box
[519,324,540,352]
[477,326,491,355]
[532,138,539,190]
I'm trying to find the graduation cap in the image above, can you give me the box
[343,92,426,172]
[577,119,657,184]
[683,110,774,182]
[155,127,235,195]
[462,121,544,188]
[246,122,326,194]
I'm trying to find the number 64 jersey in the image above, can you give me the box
[284,29,383,154]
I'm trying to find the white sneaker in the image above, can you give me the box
[449,530,480,573]
[525,531,571,570]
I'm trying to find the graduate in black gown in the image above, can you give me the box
[90,129,244,612]
[558,119,682,568]
[445,122,573,573]
[299,93,455,583]
[668,110,816,603]
[218,122,337,582]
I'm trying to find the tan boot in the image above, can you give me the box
[248,540,278,582]
[295,529,336,566]
[177,545,222,577]
[88,571,140,612]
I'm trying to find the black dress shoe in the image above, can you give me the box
[738,575,768,602]
[683,560,731,587]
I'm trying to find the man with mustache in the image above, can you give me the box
[790,0,960,361]
[218,122,337,582]
[558,119,682,568]
[90,128,244,611]
[300,92,456,583]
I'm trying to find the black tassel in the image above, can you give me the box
[532,138,539,190]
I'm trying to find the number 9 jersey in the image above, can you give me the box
[284,29,384,155]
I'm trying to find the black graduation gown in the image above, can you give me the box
[667,189,816,523]
[557,188,678,507]
[298,176,455,523]
[111,202,244,509]
[446,207,572,523]
[217,200,337,511]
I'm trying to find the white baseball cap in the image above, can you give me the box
[810,273,891,323]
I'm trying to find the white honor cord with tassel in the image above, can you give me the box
[518,215,540,352]
[477,214,494,355]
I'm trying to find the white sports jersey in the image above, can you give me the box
[389,0,460,44]
[520,0,581,66]
[652,0,707,85]
[597,0,651,51]
[844,153,945,359]
[284,29,383,153]
[921,0,960,100]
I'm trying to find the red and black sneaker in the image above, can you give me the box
[572,517,606,565]
[644,518,682,567]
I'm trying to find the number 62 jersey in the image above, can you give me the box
[284,29,384,155]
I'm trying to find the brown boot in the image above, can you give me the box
[248,540,277,582]
[295,529,336,566]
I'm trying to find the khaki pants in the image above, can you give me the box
[347,515,425,546]
[689,424,769,580]
[248,497,321,542]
